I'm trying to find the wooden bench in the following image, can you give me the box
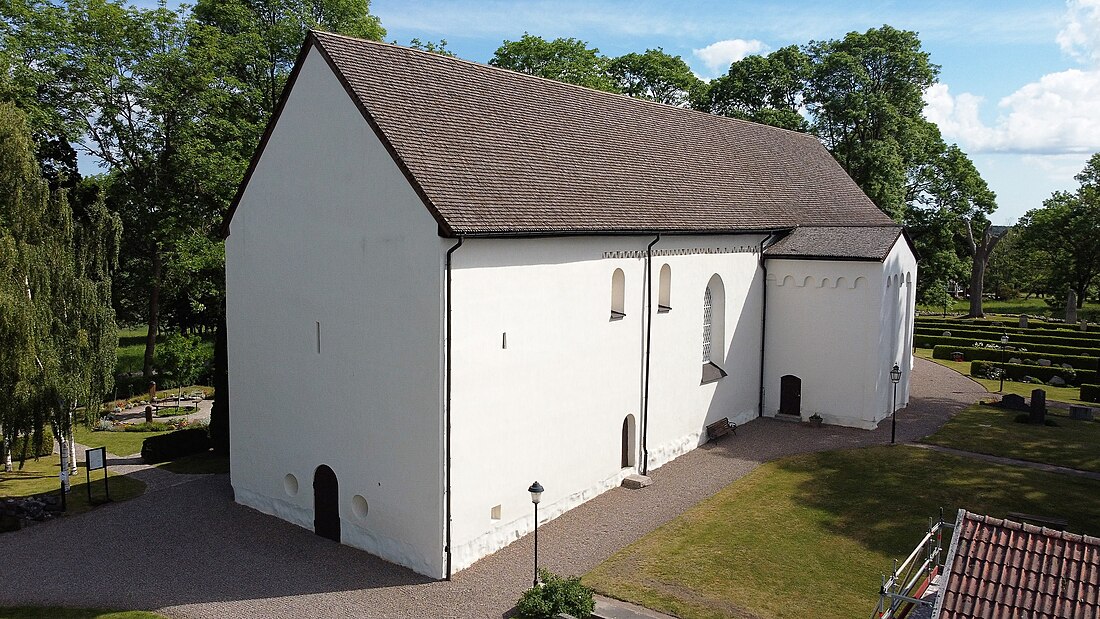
[1007,512,1069,529]
[705,418,736,442]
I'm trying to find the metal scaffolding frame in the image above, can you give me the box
[872,511,955,619]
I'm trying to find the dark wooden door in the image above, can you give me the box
[779,375,801,416]
[314,465,340,542]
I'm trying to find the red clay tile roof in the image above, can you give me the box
[763,225,905,261]
[934,510,1100,619]
[297,31,894,236]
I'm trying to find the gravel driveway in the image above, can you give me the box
[0,357,985,618]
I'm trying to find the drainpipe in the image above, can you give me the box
[640,234,660,475]
[758,233,781,418]
[444,237,462,579]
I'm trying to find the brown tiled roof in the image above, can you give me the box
[934,510,1100,619]
[763,226,905,262]
[266,31,894,237]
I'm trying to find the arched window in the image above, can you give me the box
[610,268,626,320]
[702,274,727,383]
[658,264,672,313]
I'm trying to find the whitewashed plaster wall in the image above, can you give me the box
[763,260,883,428]
[878,238,918,414]
[447,234,765,573]
[225,46,446,578]
[762,237,917,429]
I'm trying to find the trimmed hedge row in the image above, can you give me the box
[931,345,1099,371]
[914,326,1100,349]
[1082,384,1100,403]
[970,361,1096,386]
[141,428,211,463]
[913,334,1100,360]
[1,427,55,459]
[917,317,1098,334]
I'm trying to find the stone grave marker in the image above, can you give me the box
[1066,290,1077,324]
[1038,359,1052,367]
[1029,389,1047,424]
[1019,315,1028,328]
[998,393,1028,411]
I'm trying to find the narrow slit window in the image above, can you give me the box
[701,287,713,363]
[610,268,626,320]
[658,264,672,313]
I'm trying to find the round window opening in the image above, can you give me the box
[352,494,369,519]
[283,473,299,496]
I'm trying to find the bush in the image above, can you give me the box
[914,325,1100,348]
[915,334,1100,360]
[515,569,595,619]
[917,316,1099,335]
[1082,384,1100,403]
[970,361,1095,386]
[141,427,211,463]
[931,345,1099,371]
[0,426,55,460]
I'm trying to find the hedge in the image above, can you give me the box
[1,427,55,460]
[914,326,1100,348]
[970,361,1095,386]
[141,428,211,463]
[917,317,1099,335]
[931,345,1099,371]
[914,334,1100,360]
[1082,384,1100,403]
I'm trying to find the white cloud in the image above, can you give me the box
[1057,0,1100,65]
[926,69,1100,155]
[692,39,767,76]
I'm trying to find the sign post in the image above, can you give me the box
[85,446,109,504]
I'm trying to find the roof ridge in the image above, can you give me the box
[308,29,820,143]
[965,510,1100,546]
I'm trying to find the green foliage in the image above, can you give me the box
[0,608,165,619]
[515,569,595,619]
[609,48,701,107]
[0,426,54,460]
[140,427,211,463]
[1082,384,1100,403]
[158,333,211,387]
[491,33,616,92]
[696,45,810,131]
[969,360,1093,386]
[406,38,454,57]
[931,345,1098,371]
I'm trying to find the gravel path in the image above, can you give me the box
[0,357,985,618]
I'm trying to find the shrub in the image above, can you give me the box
[141,428,211,463]
[1082,384,1100,403]
[1,426,55,460]
[916,334,1100,360]
[514,569,595,619]
[970,361,1095,386]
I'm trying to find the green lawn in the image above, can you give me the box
[914,348,1088,405]
[584,446,1100,619]
[0,608,165,619]
[916,297,1100,320]
[923,403,1100,473]
[0,453,145,515]
[114,327,214,399]
[72,426,168,457]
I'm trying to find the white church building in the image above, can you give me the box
[223,31,917,579]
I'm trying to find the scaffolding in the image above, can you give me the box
[872,511,955,619]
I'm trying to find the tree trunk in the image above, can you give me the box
[2,424,11,473]
[966,220,1004,318]
[142,250,162,380]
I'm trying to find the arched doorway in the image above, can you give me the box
[621,415,636,468]
[314,464,340,542]
[779,375,801,417]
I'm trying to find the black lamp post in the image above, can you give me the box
[890,363,902,444]
[528,480,544,587]
[999,334,1009,392]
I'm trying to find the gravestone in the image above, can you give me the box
[1069,405,1095,421]
[942,330,952,337]
[1010,357,1023,364]
[1081,319,1089,332]
[145,405,153,424]
[1019,315,1029,328]
[1048,376,1066,387]
[1038,359,1052,367]
[998,393,1028,411]
[1066,290,1077,324]
[1029,389,1047,424]
[1061,363,1074,370]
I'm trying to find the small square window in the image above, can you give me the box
[490,505,501,520]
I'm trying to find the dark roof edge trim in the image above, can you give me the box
[220,36,316,239]
[764,254,885,263]
[448,227,789,239]
[310,31,454,237]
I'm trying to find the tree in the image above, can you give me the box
[0,102,120,472]
[407,37,454,57]
[985,227,1047,299]
[608,48,700,107]
[1019,154,1100,307]
[804,26,939,219]
[696,45,810,131]
[490,33,616,92]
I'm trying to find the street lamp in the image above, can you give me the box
[890,363,902,444]
[999,334,1009,392]
[528,481,544,587]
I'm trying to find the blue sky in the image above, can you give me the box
[371,0,1100,225]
